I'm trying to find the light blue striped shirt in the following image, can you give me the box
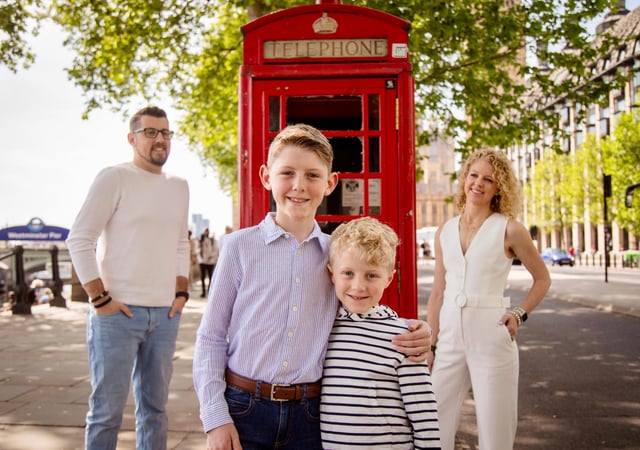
[193,213,338,432]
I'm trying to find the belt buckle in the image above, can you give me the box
[270,383,291,401]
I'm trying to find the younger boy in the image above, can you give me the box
[321,217,441,449]
[193,124,431,449]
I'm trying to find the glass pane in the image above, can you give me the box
[286,96,362,130]
[368,179,381,216]
[368,94,380,130]
[340,178,364,215]
[368,137,380,172]
[318,221,346,235]
[318,179,363,216]
[331,137,363,173]
[269,97,280,132]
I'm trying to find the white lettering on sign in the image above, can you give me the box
[264,39,388,59]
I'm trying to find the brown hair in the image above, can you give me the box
[129,106,168,131]
[267,124,333,171]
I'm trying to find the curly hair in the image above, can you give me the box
[455,148,522,219]
[329,217,399,272]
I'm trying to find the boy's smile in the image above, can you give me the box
[260,144,337,232]
[329,247,394,314]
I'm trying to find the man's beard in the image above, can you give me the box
[138,144,168,167]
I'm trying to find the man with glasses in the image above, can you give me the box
[67,106,190,450]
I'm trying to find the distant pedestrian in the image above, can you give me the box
[198,227,218,297]
[189,230,199,289]
[66,106,190,450]
[427,148,550,450]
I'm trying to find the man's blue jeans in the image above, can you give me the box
[85,306,180,450]
[225,385,322,449]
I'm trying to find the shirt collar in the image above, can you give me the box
[336,304,398,321]
[260,213,328,253]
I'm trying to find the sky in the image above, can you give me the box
[0,22,233,237]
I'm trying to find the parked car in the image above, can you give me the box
[541,247,574,266]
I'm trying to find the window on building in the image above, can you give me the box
[600,106,610,137]
[618,48,626,62]
[587,106,596,135]
[615,95,626,120]
[576,129,584,148]
[561,106,570,125]
[633,63,640,105]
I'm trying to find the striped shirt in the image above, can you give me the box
[321,305,441,449]
[193,213,338,432]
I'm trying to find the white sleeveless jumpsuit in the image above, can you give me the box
[431,213,518,450]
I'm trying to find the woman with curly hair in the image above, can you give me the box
[426,148,551,450]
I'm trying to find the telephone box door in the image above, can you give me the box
[243,76,415,316]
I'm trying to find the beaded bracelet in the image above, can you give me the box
[91,291,109,303]
[509,310,523,326]
[93,296,112,309]
[509,306,529,327]
[513,306,528,323]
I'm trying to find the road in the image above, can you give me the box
[417,260,640,450]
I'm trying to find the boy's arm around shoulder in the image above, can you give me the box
[392,319,431,363]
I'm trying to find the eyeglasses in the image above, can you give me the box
[133,127,174,140]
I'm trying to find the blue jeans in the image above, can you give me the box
[225,385,322,449]
[85,306,180,450]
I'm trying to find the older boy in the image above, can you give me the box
[193,124,430,449]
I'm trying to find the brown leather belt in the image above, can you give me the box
[225,369,321,402]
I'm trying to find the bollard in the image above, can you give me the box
[11,246,31,315]
[48,246,67,308]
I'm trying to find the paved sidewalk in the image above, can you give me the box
[0,264,638,449]
[0,290,206,450]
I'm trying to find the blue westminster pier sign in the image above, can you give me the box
[0,217,69,242]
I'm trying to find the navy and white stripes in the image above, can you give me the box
[321,305,441,449]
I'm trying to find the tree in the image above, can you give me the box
[3,0,625,193]
[0,0,46,71]
[601,111,640,234]
[526,148,573,245]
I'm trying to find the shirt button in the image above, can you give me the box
[282,361,288,367]
[287,331,293,337]
[292,306,298,312]
[295,276,300,283]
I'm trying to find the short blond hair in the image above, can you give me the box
[329,217,399,272]
[455,148,522,218]
[267,124,333,171]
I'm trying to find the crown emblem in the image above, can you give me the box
[313,13,338,34]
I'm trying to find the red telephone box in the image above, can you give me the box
[239,0,417,318]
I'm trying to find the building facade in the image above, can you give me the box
[416,134,457,229]
[506,3,640,260]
